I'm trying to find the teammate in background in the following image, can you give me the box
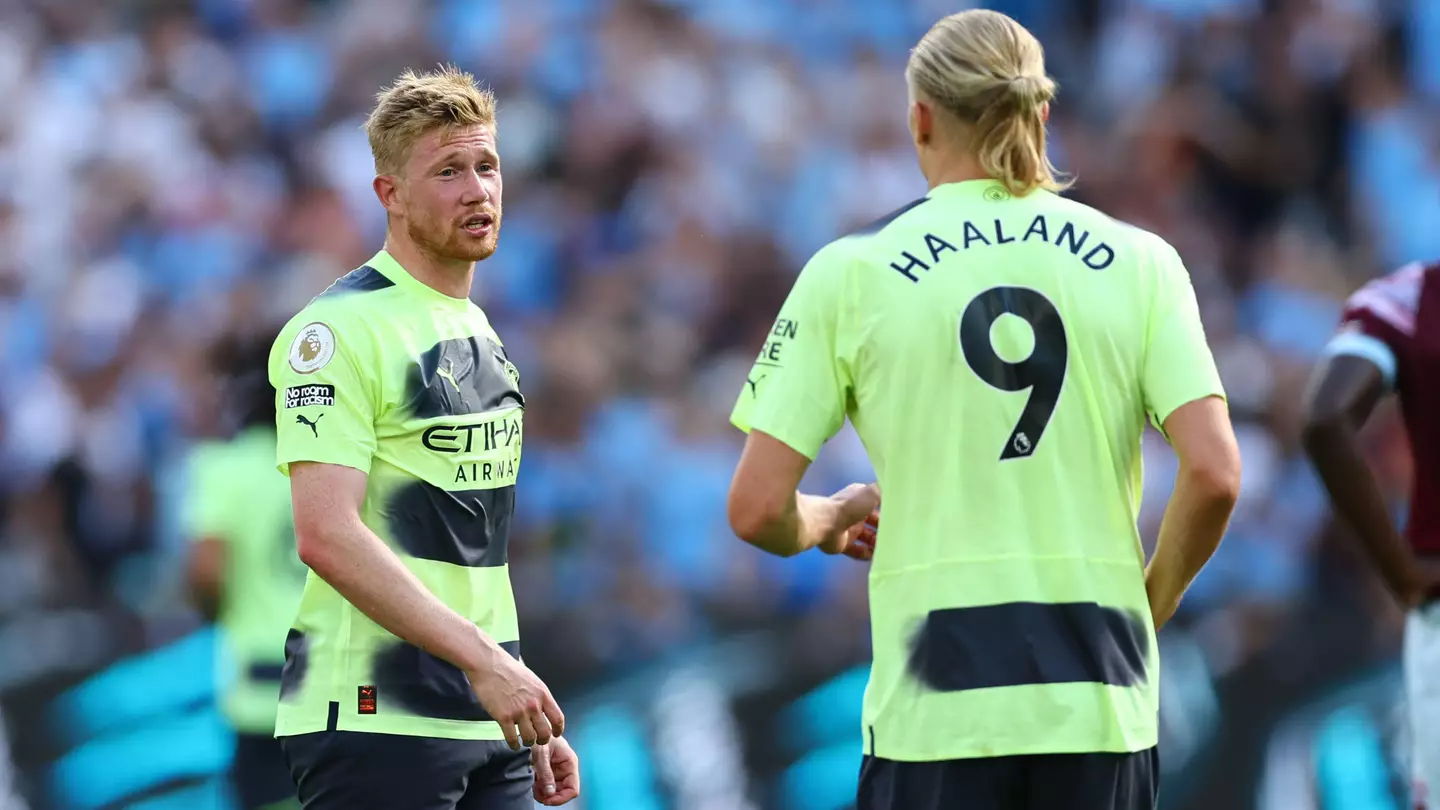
[267,66,578,809]
[1302,261,1440,809]
[726,10,1241,810]
[185,332,304,810]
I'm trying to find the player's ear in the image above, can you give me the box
[910,99,933,148]
[373,174,401,215]
[1040,101,1050,124]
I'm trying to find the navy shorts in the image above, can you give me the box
[233,732,299,809]
[280,731,533,810]
[857,747,1159,810]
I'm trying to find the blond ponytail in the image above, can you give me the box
[906,10,1070,197]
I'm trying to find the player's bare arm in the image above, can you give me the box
[1302,353,1434,607]
[1144,396,1241,630]
[289,460,564,749]
[727,430,879,560]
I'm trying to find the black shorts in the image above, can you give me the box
[857,747,1159,810]
[233,732,299,809]
[280,731,533,810]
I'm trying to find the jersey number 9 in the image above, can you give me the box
[959,286,1068,461]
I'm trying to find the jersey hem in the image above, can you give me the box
[864,733,1159,762]
[275,715,509,741]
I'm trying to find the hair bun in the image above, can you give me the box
[1006,73,1054,107]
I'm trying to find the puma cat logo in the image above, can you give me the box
[296,413,324,437]
[436,362,461,394]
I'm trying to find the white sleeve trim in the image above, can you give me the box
[1323,331,1397,389]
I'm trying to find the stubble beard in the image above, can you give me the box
[409,212,500,264]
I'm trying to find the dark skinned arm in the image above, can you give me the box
[1301,353,1428,607]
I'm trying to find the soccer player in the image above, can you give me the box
[267,66,579,809]
[726,10,1241,810]
[185,332,304,810]
[1302,261,1440,808]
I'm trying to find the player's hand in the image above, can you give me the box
[818,482,881,561]
[531,735,581,805]
[467,651,565,751]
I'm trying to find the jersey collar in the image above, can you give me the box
[367,249,473,313]
[927,178,1014,199]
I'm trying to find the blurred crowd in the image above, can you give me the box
[1,0,1439,802]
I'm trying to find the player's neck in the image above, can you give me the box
[922,151,993,191]
[383,233,475,301]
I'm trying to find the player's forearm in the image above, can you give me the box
[1302,421,1418,603]
[1145,463,1239,629]
[732,491,837,557]
[297,517,505,673]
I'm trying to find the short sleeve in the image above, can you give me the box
[1141,242,1226,429]
[269,314,378,476]
[1321,327,1398,389]
[1323,262,1424,391]
[730,243,852,460]
[182,442,235,541]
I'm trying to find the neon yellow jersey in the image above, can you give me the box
[732,179,1224,761]
[184,428,305,735]
[268,249,524,741]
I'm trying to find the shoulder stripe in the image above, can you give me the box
[1347,261,1427,336]
[319,265,396,298]
[847,196,930,237]
[1376,261,1427,306]
[1349,286,1416,336]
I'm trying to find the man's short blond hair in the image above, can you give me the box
[364,65,496,175]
